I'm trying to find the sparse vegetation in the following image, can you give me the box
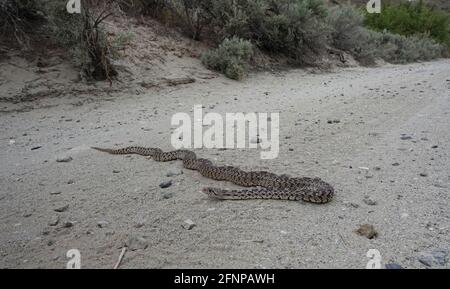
[1,0,448,81]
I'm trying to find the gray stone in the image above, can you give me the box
[54,204,69,212]
[97,221,109,228]
[418,250,448,267]
[162,192,174,199]
[385,263,403,269]
[48,215,60,226]
[63,221,75,228]
[166,170,183,177]
[182,219,196,230]
[159,180,173,189]
[363,196,377,206]
[126,235,148,251]
[56,156,73,163]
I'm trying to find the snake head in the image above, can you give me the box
[302,178,335,203]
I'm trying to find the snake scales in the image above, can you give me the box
[92,146,334,204]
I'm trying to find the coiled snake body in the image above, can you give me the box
[92,146,334,204]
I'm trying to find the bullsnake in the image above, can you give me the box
[92,146,334,204]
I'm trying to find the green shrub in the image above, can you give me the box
[377,31,445,63]
[365,0,450,47]
[327,5,381,64]
[201,37,253,80]
[199,0,330,63]
[327,4,446,65]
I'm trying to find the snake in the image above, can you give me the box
[92,146,334,204]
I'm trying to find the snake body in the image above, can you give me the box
[92,146,334,204]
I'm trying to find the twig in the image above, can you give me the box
[113,247,127,269]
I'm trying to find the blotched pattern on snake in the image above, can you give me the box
[92,146,334,204]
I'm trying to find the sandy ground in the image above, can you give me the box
[0,59,449,269]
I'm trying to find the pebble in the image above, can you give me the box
[50,191,62,196]
[392,162,400,166]
[162,192,174,199]
[385,263,403,269]
[97,221,109,228]
[23,212,33,218]
[126,235,148,251]
[56,156,73,163]
[418,250,448,267]
[159,180,173,189]
[166,170,183,177]
[54,204,69,212]
[419,173,428,177]
[355,224,378,239]
[63,221,75,228]
[182,219,196,230]
[400,136,412,140]
[363,196,377,206]
[48,215,60,226]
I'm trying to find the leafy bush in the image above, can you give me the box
[201,37,253,80]
[365,0,450,47]
[327,5,380,64]
[377,31,445,63]
[328,4,446,65]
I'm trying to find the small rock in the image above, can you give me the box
[182,219,196,230]
[97,221,109,228]
[48,215,60,226]
[400,136,412,140]
[419,250,448,267]
[112,170,120,174]
[50,191,62,196]
[385,263,403,269]
[31,146,42,151]
[126,235,148,251]
[159,180,172,189]
[166,170,183,177]
[363,196,377,206]
[54,204,69,213]
[419,173,428,177]
[343,201,359,208]
[134,221,146,228]
[392,162,400,166]
[431,145,438,149]
[418,256,433,267]
[23,212,33,218]
[162,192,174,199]
[63,221,74,228]
[56,156,73,163]
[355,224,378,239]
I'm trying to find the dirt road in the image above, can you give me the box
[0,60,449,268]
